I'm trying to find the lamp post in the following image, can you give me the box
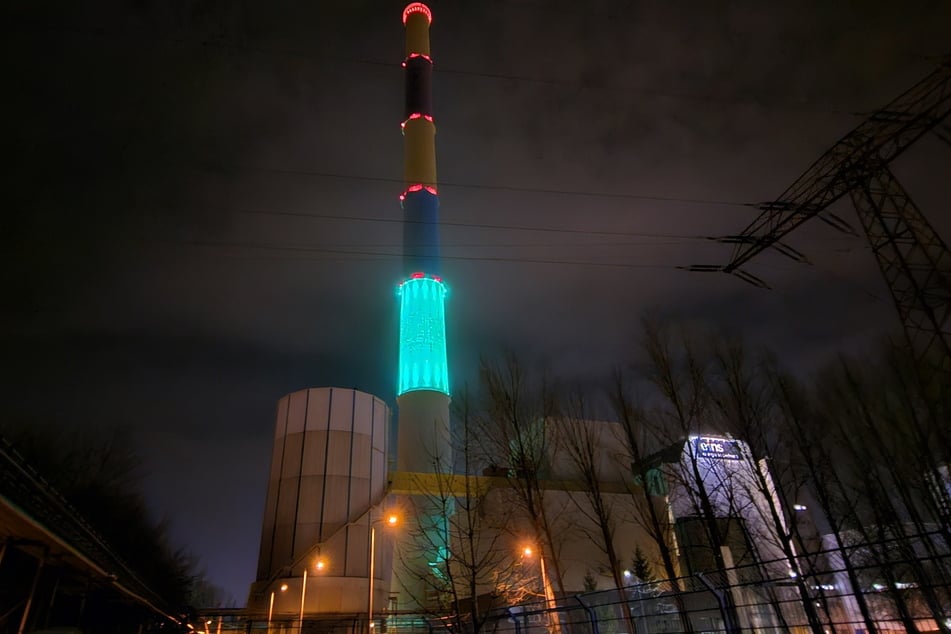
[522,545,560,634]
[521,546,555,608]
[298,560,325,634]
[299,569,307,633]
[368,514,399,634]
[269,584,288,633]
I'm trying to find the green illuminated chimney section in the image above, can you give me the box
[398,276,449,396]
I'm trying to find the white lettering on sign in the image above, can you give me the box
[693,436,742,460]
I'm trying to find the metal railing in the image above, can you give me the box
[207,530,951,634]
[481,531,951,634]
[0,435,180,624]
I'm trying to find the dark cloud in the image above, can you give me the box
[4,0,949,602]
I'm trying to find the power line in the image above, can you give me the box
[215,196,864,244]
[2,129,764,208]
[189,239,701,249]
[164,238,681,271]
[6,18,863,116]
[197,164,751,208]
[214,204,711,240]
[162,238,876,297]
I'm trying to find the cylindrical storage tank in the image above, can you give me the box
[250,387,392,616]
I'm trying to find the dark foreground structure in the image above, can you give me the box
[0,437,184,634]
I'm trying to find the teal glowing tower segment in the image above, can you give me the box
[397,275,449,396]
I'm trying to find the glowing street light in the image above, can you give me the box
[299,558,326,632]
[268,583,288,631]
[521,544,556,608]
[522,544,562,634]
[299,570,307,632]
[368,513,400,634]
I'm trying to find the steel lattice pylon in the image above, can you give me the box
[692,59,951,373]
[849,163,951,373]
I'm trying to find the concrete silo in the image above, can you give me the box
[248,387,393,619]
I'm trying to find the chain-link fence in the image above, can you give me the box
[480,531,951,634]
[202,530,951,634]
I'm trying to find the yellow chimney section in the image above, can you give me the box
[403,4,431,57]
[403,117,437,189]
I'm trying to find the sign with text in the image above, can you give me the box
[693,436,742,460]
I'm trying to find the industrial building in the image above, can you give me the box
[245,4,800,633]
[246,2,451,625]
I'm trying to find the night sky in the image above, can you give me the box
[4,0,950,605]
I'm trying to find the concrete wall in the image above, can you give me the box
[251,387,391,614]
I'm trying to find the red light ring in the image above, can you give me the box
[404,52,433,64]
[402,3,432,26]
[401,113,434,128]
[400,184,438,199]
[402,273,444,284]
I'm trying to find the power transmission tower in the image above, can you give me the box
[849,162,951,374]
[693,59,951,375]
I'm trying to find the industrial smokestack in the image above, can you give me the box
[396,2,451,474]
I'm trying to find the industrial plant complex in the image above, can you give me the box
[2,3,949,634]
[242,5,946,633]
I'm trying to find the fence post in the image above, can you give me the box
[694,572,740,634]
[574,595,599,634]
[506,608,522,634]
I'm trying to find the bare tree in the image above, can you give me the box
[609,370,684,592]
[472,353,570,599]
[817,353,951,634]
[766,359,882,634]
[635,319,746,633]
[705,338,826,634]
[556,391,639,634]
[557,392,628,594]
[609,319,739,633]
[394,388,533,633]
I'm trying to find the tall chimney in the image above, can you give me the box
[396,2,451,474]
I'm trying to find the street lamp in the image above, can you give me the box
[299,569,307,633]
[521,546,556,608]
[269,583,288,630]
[368,513,399,634]
[522,545,561,634]
[299,558,326,633]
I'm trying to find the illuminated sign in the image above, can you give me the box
[693,436,742,460]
